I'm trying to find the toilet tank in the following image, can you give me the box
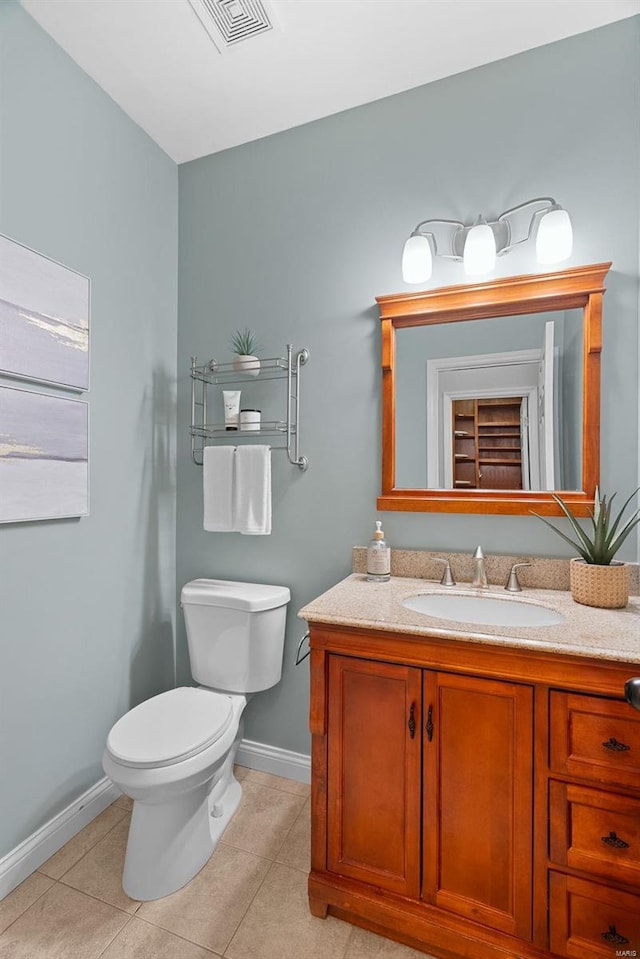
[180,579,290,693]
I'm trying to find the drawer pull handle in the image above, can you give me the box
[601,925,629,946]
[601,831,630,849]
[602,737,631,752]
[408,703,416,739]
[426,705,434,743]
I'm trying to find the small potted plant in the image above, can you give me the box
[534,489,639,608]
[230,328,261,376]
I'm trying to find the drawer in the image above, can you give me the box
[550,781,640,887]
[550,692,640,789]
[549,872,640,958]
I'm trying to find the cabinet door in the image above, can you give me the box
[327,655,422,897]
[423,671,533,938]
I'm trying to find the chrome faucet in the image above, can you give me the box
[472,546,488,588]
[505,562,532,592]
[433,557,456,587]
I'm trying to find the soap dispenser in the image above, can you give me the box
[367,520,390,583]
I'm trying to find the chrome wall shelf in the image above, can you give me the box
[190,344,309,470]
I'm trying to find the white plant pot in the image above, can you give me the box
[232,355,260,376]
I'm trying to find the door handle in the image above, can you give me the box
[426,705,434,742]
[408,702,416,739]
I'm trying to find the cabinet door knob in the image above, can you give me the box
[601,925,629,946]
[408,703,416,739]
[601,831,630,849]
[426,705,434,742]
[602,737,631,752]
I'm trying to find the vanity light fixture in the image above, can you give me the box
[401,197,573,283]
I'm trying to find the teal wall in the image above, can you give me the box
[177,18,640,756]
[0,1,178,856]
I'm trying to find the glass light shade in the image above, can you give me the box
[536,208,573,264]
[402,234,432,284]
[463,222,496,275]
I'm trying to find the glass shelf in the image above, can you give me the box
[191,420,294,438]
[190,356,289,385]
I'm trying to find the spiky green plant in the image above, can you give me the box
[230,328,260,356]
[533,488,640,565]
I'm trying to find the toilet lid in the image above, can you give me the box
[107,687,234,768]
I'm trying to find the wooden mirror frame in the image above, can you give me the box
[376,262,611,516]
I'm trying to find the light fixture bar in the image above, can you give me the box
[402,197,572,284]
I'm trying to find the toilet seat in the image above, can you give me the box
[106,687,234,768]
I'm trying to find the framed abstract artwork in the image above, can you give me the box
[0,234,90,391]
[0,386,89,523]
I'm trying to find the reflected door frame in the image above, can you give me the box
[426,349,541,489]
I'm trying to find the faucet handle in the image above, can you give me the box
[433,557,456,587]
[505,563,532,593]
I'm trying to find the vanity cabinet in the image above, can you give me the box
[325,656,532,926]
[308,623,640,959]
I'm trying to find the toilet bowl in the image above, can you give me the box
[103,687,245,900]
[103,579,290,901]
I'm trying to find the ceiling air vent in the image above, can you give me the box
[188,0,276,52]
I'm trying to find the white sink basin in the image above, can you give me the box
[402,592,565,628]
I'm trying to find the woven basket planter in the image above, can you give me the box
[569,558,630,609]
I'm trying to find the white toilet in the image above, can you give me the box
[102,578,290,901]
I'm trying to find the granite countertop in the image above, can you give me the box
[298,574,640,665]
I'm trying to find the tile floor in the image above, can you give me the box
[0,767,433,959]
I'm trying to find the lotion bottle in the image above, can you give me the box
[367,520,390,582]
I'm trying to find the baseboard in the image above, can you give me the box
[0,777,120,901]
[236,737,311,784]
[0,739,310,901]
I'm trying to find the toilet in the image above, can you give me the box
[102,578,290,901]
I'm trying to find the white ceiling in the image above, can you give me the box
[21,0,640,165]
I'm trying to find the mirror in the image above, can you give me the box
[395,309,583,491]
[376,263,611,515]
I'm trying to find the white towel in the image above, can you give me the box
[203,446,236,531]
[235,445,272,535]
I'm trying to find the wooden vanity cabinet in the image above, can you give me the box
[308,623,640,959]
